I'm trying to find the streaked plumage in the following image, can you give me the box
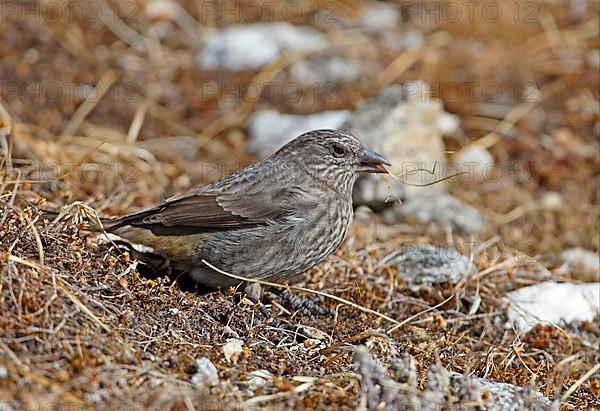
[106,129,390,289]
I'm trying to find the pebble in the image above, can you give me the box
[389,244,475,290]
[561,247,599,281]
[191,357,219,386]
[289,56,366,85]
[361,2,400,29]
[540,191,564,211]
[247,370,273,390]
[506,281,600,333]
[197,23,328,71]
[222,338,244,364]
[452,145,495,182]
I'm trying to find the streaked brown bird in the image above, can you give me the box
[104,129,390,291]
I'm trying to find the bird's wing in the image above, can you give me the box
[107,186,313,231]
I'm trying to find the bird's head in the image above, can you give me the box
[272,129,391,192]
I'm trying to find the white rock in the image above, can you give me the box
[540,192,564,211]
[248,370,273,390]
[222,338,244,364]
[146,0,179,20]
[382,29,425,52]
[562,247,600,280]
[452,145,495,182]
[197,23,328,71]
[191,357,219,386]
[361,3,400,29]
[450,373,555,411]
[437,111,460,134]
[506,282,600,333]
[248,110,351,157]
[289,57,362,85]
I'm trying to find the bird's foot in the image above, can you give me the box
[276,289,335,321]
[242,283,281,326]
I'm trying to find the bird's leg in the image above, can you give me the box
[242,283,281,325]
[276,289,335,321]
[243,282,263,302]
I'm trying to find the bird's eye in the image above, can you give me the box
[331,144,345,157]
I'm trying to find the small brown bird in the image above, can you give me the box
[105,129,390,291]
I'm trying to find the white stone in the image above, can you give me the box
[146,0,179,20]
[191,357,219,386]
[197,23,328,71]
[562,247,599,279]
[289,57,362,85]
[506,282,600,333]
[248,110,351,157]
[248,370,274,390]
[361,3,400,29]
[453,145,494,182]
[222,338,244,364]
[541,192,563,211]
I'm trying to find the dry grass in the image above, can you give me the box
[1,0,599,409]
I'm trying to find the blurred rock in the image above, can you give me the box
[382,29,425,52]
[452,145,495,182]
[248,110,351,157]
[191,357,219,386]
[146,0,179,20]
[540,191,564,211]
[389,191,485,234]
[354,346,554,411]
[247,370,273,390]
[506,282,600,333]
[289,56,374,85]
[342,83,481,232]
[562,247,600,281]
[197,23,328,71]
[388,244,475,290]
[223,338,244,364]
[450,374,555,411]
[361,3,400,29]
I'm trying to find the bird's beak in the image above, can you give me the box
[357,149,391,173]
